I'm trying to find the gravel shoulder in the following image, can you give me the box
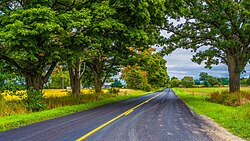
[198,115,247,141]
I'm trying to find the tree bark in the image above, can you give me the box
[90,58,104,93]
[227,55,241,93]
[25,72,44,90]
[68,60,81,96]
[94,72,102,93]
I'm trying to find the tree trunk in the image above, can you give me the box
[91,58,104,93]
[227,55,241,93]
[94,73,102,93]
[25,72,44,90]
[68,60,81,96]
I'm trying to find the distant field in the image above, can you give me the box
[2,88,146,101]
[181,86,250,95]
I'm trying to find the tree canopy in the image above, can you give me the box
[163,0,250,92]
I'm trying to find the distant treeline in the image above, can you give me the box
[170,72,250,88]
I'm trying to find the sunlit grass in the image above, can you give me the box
[0,88,147,117]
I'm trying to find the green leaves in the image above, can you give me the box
[162,0,250,91]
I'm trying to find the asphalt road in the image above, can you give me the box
[0,89,213,141]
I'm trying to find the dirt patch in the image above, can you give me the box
[198,115,246,141]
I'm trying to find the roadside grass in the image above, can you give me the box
[0,89,154,132]
[173,88,250,140]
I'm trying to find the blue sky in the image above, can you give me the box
[164,48,250,79]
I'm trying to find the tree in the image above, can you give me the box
[0,1,74,91]
[218,77,229,86]
[106,78,115,83]
[181,76,194,88]
[199,72,210,87]
[163,0,250,92]
[137,49,169,88]
[111,79,123,88]
[194,79,201,85]
[49,70,70,89]
[171,76,178,81]
[247,76,250,86]
[208,77,219,87]
[62,0,166,94]
[0,0,76,111]
[121,48,169,90]
[240,78,248,85]
[170,79,181,87]
[121,66,146,90]
[0,62,25,91]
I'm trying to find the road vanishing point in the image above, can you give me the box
[0,89,213,141]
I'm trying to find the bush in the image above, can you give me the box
[209,91,250,106]
[24,89,46,111]
[108,88,120,94]
[141,84,152,92]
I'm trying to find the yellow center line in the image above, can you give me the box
[76,92,164,141]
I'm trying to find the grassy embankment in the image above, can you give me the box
[173,87,250,140]
[0,89,154,132]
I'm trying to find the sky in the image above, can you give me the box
[164,48,250,79]
[159,22,250,80]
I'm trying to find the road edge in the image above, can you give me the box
[180,99,246,141]
[171,88,246,141]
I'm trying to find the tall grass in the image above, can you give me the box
[44,94,115,109]
[209,91,250,106]
[0,90,153,132]
[0,89,147,117]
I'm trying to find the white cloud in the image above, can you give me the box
[164,48,250,79]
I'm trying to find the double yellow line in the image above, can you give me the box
[76,92,164,141]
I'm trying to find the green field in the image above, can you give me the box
[182,86,250,94]
[173,87,250,140]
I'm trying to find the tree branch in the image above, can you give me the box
[0,55,23,71]
[80,62,86,79]
[43,62,57,83]
[102,57,116,85]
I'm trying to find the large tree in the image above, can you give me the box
[0,0,77,90]
[163,0,250,92]
[60,0,166,94]
[181,76,194,88]
[121,48,169,90]
[0,6,60,90]
[136,49,169,88]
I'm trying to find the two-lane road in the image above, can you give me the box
[0,89,213,141]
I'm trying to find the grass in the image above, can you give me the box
[173,87,250,140]
[0,89,153,132]
[184,86,250,94]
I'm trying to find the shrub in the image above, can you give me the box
[209,91,250,106]
[108,88,120,94]
[44,93,115,109]
[24,89,46,111]
[141,84,152,92]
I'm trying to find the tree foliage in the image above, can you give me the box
[199,72,220,87]
[49,70,70,89]
[111,79,123,88]
[121,48,169,90]
[181,76,194,88]
[170,78,181,87]
[163,0,250,92]
[0,3,66,90]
